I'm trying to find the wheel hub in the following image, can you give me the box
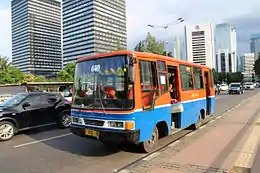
[0,124,14,140]
[62,114,71,127]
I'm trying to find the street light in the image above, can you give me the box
[148,18,184,55]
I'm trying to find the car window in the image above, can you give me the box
[24,95,43,107]
[230,84,240,87]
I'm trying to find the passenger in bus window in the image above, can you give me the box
[169,73,176,99]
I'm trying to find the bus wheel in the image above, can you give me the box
[139,127,159,153]
[190,115,202,130]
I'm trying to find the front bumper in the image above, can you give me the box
[70,125,140,144]
[229,90,240,94]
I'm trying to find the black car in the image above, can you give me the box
[228,83,244,95]
[0,92,71,141]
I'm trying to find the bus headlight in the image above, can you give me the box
[72,117,84,124]
[109,121,124,128]
[108,121,135,130]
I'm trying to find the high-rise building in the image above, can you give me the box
[173,36,181,59]
[241,53,255,78]
[185,22,215,68]
[215,23,237,73]
[250,33,260,61]
[62,0,127,65]
[12,0,62,76]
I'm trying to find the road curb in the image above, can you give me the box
[115,94,257,173]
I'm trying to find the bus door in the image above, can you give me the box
[204,71,211,115]
[167,65,181,130]
[167,66,180,103]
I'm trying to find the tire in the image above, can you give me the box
[139,127,159,153]
[0,121,15,141]
[191,115,202,130]
[58,110,71,128]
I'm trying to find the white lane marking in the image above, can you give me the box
[186,131,196,137]
[209,120,215,124]
[199,125,206,129]
[216,116,222,119]
[117,169,131,173]
[168,140,181,147]
[232,116,260,168]
[142,152,160,161]
[14,133,72,148]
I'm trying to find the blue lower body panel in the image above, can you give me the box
[71,97,216,143]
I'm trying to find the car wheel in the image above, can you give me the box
[58,110,71,128]
[0,121,15,141]
[139,127,159,153]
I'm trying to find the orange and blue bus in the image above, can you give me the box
[70,51,215,152]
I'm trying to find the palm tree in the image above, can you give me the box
[0,56,11,72]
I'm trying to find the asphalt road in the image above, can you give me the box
[0,89,259,173]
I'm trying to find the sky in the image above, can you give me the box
[1,0,260,59]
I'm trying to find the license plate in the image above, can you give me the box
[85,129,99,138]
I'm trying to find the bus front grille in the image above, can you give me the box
[84,119,104,127]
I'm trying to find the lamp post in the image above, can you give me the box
[148,18,184,55]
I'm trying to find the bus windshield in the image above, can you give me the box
[72,55,134,110]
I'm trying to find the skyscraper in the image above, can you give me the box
[173,36,181,59]
[12,0,62,76]
[215,23,237,73]
[240,53,255,78]
[62,0,127,65]
[250,33,260,61]
[185,22,215,68]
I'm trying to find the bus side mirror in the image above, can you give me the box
[128,66,135,84]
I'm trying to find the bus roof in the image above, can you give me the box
[77,50,212,70]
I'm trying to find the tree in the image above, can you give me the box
[134,32,165,55]
[116,40,125,50]
[134,41,145,52]
[253,58,260,77]
[57,62,75,82]
[7,66,24,84]
[57,70,73,82]
[0,56,11,72]
[212,68,218,84]
[23,74,36,83]
[35,75,46,82]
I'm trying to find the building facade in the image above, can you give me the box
[215,23,237,73]
[240,53,255,77]
[12,0,62,76]
[250,33,260,61]
[173,36,181,59]
[185,22,215,68]
[62,0,127,65]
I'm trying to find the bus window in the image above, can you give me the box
[193,67,204,90]
[139,61,158,108]
[157,61,168,94]
[180,65,194,90]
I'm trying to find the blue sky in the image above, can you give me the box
[1,0,260,59]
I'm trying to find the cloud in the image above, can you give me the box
[0,8,11,59]
[126,0,260,53]
[1,0,260,58]
[226,9,260,56]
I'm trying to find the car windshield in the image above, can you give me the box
[72,55,134,110]
[230,84,240,87]
[0,93,26,107]
[63,88,71,97]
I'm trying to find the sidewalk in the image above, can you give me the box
[118,92,260,173]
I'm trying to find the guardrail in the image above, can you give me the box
[0,94,13,104]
